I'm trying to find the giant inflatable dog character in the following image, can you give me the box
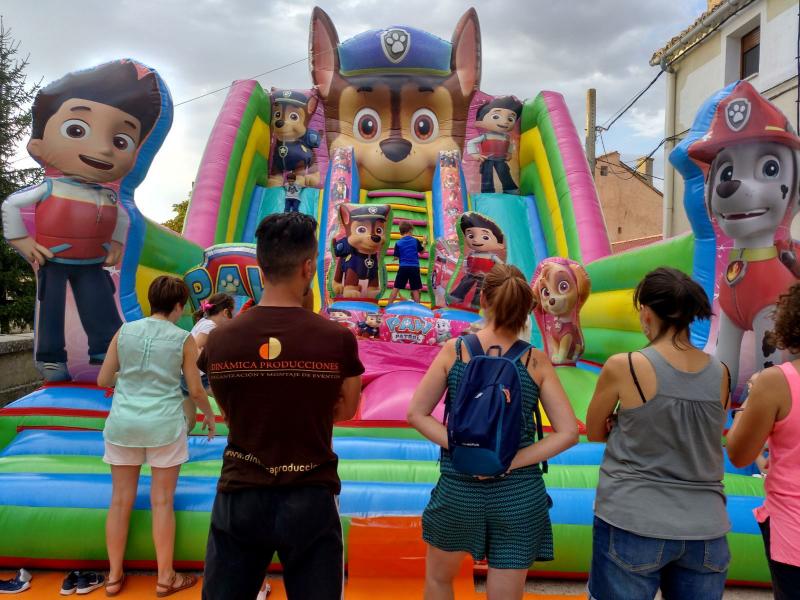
[688,81,800,387]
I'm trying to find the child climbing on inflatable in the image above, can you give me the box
[386,221,426,305]
[407,264,578,600]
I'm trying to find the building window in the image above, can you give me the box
[600,165,608,176]
[740,26,759,79]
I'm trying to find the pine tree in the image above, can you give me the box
[0,19,42,334]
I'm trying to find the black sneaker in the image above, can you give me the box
[60,571,80,595]
[76,572,105,595]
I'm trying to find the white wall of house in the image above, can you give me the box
[662,0,799,237]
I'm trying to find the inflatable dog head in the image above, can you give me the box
[689,81,800,248]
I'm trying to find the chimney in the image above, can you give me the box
[707,0,724,11]
[636,156,654,186]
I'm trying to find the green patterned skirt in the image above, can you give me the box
[422,467,554,569]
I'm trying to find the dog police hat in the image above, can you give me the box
[271,89,310,107]
[337,26,452,76]
[342,204,390,221]
[688,81,800,166]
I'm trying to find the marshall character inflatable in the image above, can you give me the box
[687,81,800,386]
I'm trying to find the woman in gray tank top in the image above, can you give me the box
[585,268,731,600]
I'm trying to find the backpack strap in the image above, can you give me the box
[504,341,532,362]
[462,334,484,359]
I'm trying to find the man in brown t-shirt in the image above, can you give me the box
[200,212,363,600]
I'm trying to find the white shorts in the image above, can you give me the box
[103,434,189,469]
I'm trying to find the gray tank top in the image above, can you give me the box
[595,346,730,539]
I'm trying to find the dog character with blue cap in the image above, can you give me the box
[309,7,480,191]
[269,88,321,185]
[332,204,391,298]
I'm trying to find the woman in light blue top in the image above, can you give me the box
[98,276,215,597]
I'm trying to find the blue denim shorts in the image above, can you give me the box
[588,517,729,600]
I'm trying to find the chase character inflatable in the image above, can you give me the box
[309,7,480,191]
[332,204,391,298]
[467,96,521,193]
[447,212,505,310]
[269,89,320,183]
[688,81,800,385]
[1,61,160,382]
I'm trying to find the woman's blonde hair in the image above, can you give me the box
[481,264,535,333]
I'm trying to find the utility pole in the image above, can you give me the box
[585,88,597,178]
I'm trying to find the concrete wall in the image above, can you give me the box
[662,0,800,237]
[595,152,663,243]
[0,334,41,406]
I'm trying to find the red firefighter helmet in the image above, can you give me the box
[688,81,800,167]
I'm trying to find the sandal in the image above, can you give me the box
[156,573,198,597]
[105,574,125,597]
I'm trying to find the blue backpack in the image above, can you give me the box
[447,334,544,477]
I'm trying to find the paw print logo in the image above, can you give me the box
[724,98,751,132]
[382,28,410,63]
[220,274,241,294]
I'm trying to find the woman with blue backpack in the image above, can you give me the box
[408,263,579,600]
[585,267,731,600]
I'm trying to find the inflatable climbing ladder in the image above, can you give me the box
[363,190,434,307]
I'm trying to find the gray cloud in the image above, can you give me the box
[5,0,706,219]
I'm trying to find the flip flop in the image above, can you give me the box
[156,573,198,597]
[105,574,125,597]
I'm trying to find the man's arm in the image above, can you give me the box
[333,375,361,422]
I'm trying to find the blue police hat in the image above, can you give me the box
[343,204,391,221]
[338,26,452,76]
[272,89,310,107]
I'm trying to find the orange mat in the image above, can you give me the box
[4,571,581,599]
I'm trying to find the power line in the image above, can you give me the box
[599,70,665,132]
[173,46,334,108]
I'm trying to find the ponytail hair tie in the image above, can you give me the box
[200,300,214,312]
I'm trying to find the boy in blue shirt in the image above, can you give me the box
[386,221,426,305]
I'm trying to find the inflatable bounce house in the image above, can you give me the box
[2,6,797,589]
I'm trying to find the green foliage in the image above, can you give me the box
[0,19,42,333]
[162,198,189,233]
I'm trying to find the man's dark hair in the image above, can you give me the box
[255,212,318,282]
[399,221,413,235]
[31,60,161,140]
[476,96,523,122]
[460,212,504,243]
[148,275,189,315]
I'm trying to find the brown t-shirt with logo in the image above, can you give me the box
[198,306,364,494]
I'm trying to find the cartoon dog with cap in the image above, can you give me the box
[332,204,391,298]
[269,88,320,185]
[688,81,800,386]
[308,7,480,191]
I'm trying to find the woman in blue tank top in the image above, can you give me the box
[408,264,579,600]
[586,268,731,600]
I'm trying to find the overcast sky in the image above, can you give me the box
[4,0,707,223]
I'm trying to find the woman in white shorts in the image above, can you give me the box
[98,276,216,597]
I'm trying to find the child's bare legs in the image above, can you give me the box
[411,290,421,303]
[386,287,401,305]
